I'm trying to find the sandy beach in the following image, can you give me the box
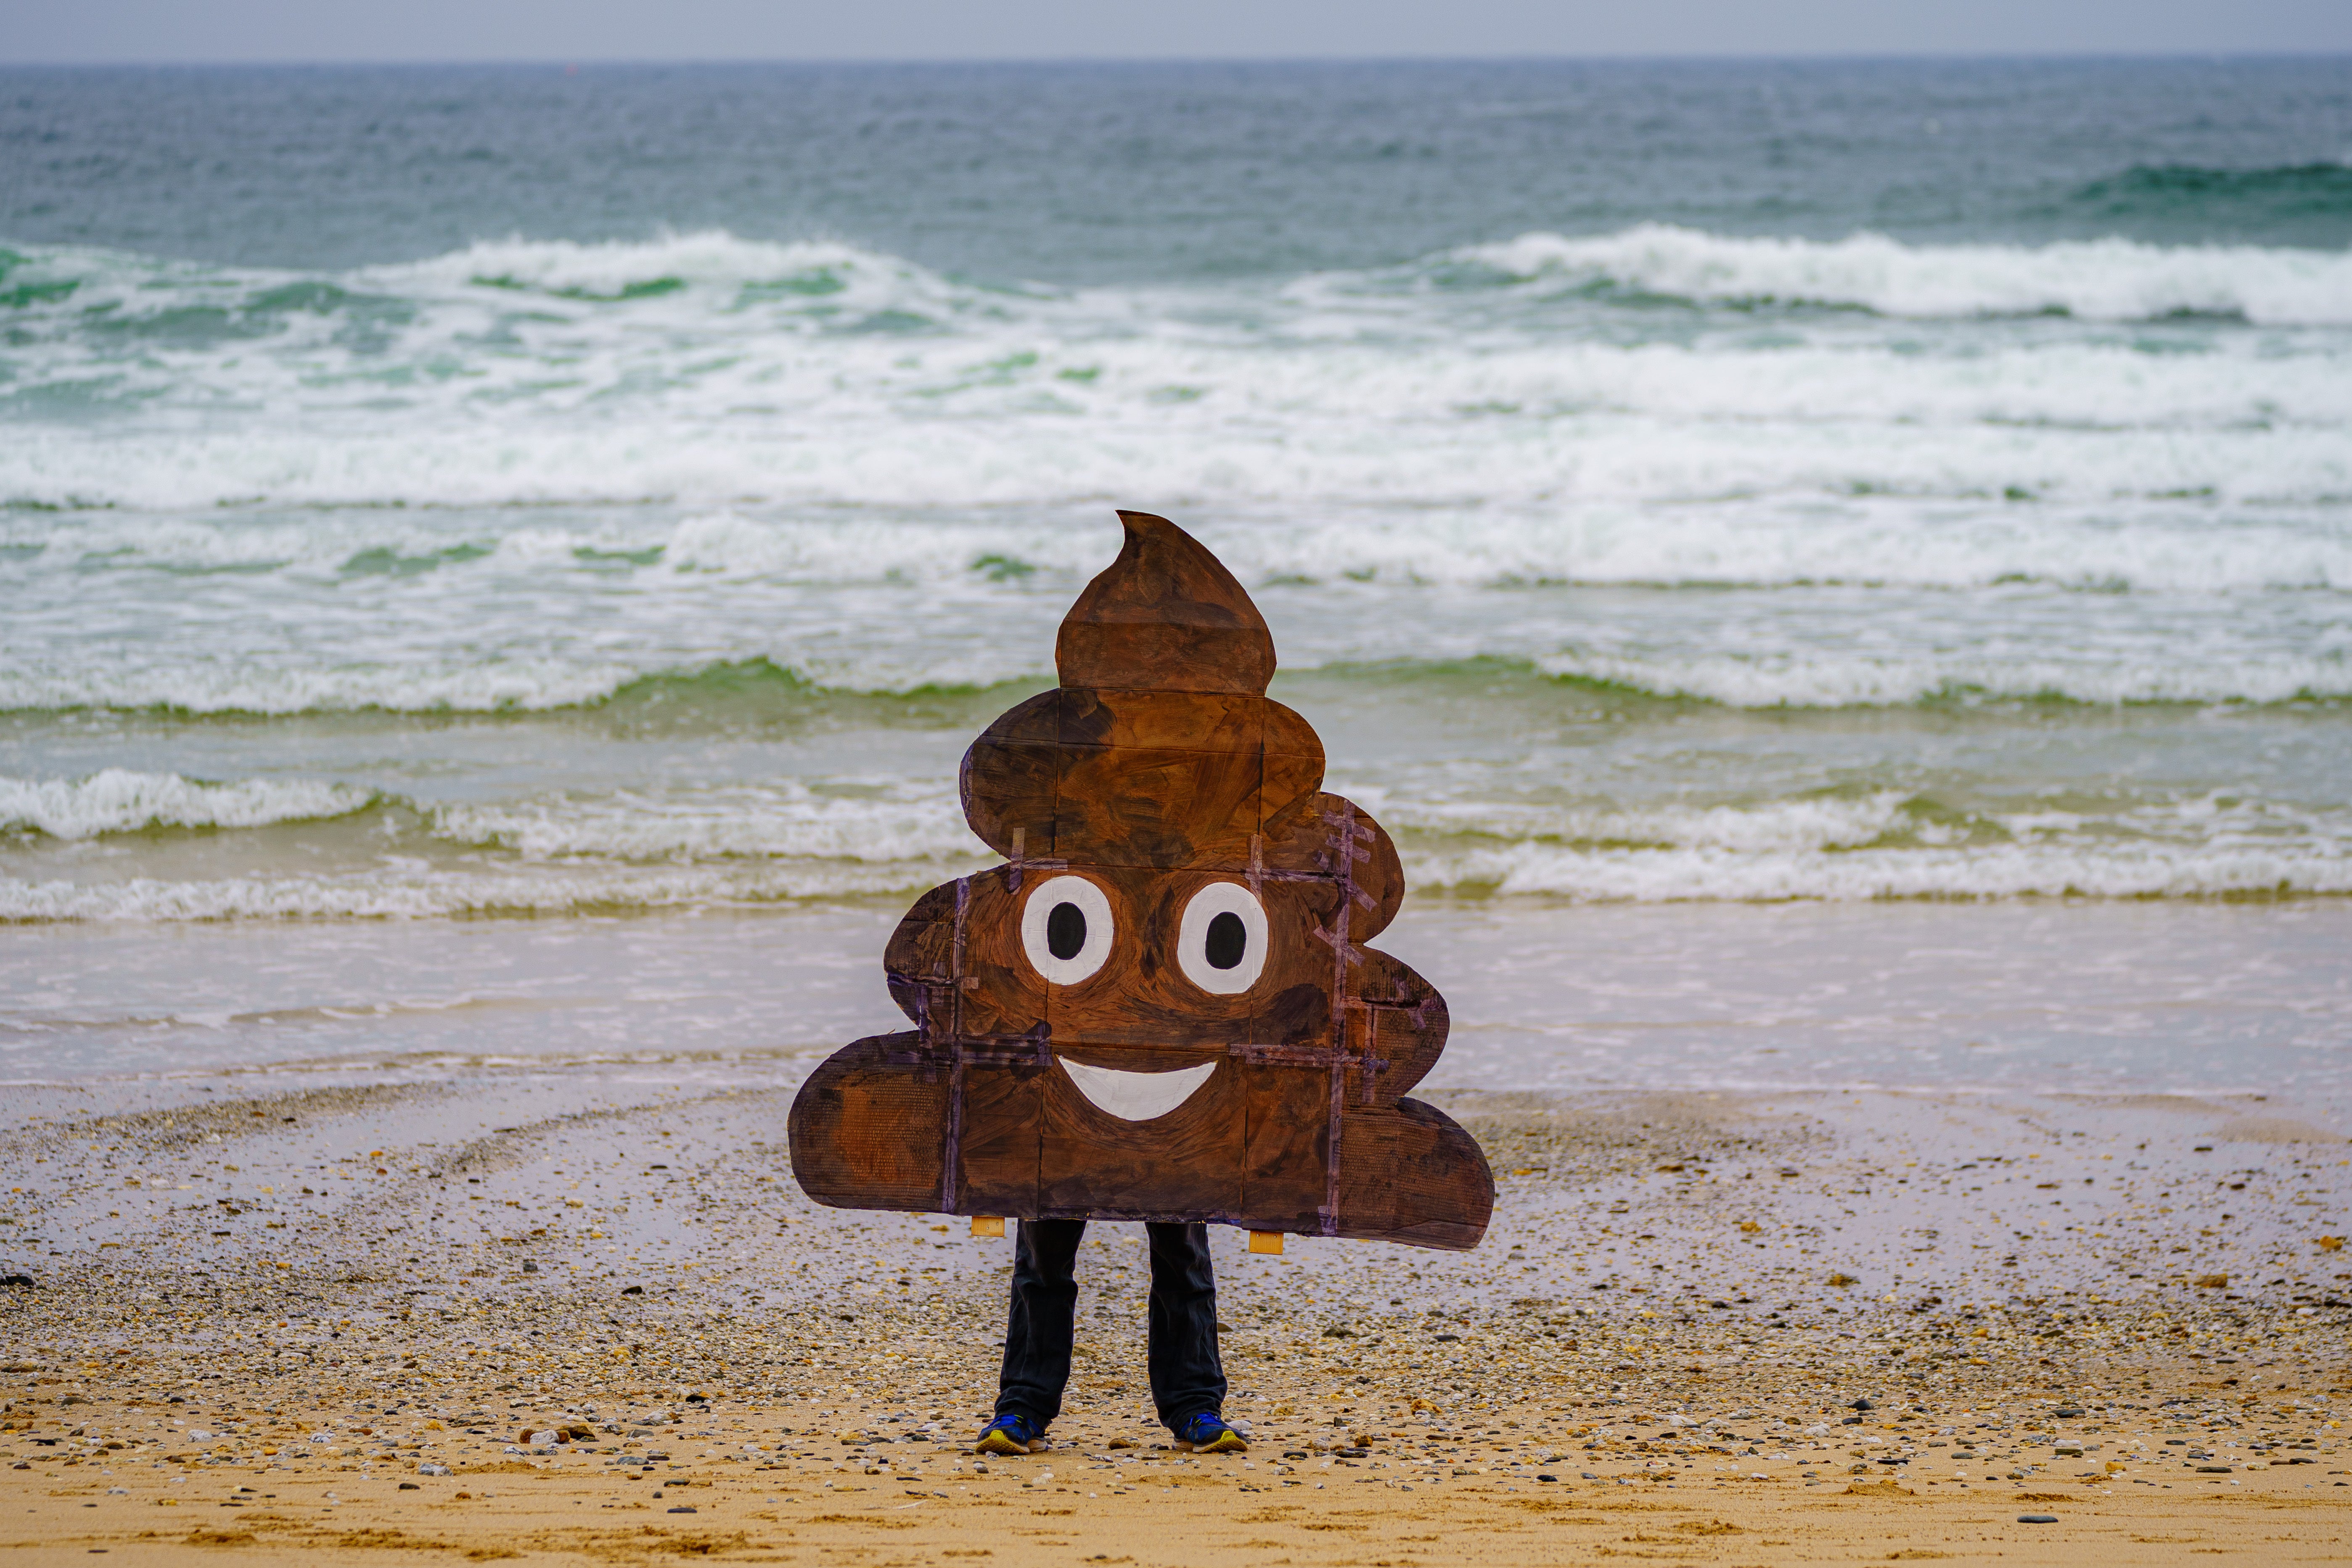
[5,1068,2346,1564]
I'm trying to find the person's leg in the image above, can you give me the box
[994,1218,1086,1433]
[1145,1221,1228,1432]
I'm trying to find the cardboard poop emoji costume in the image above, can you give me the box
[788,511,1493,1251]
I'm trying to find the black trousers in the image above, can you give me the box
[994,1218,1227,1432]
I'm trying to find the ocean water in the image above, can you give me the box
[4,60,2350,1087]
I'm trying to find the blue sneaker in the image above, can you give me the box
[973,1412,1045,1456]
[1173,1412,1248,1454]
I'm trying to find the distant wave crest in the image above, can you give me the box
[1451,224,2352,324]
[2064,162,2352,239]
[4,225,2351,516]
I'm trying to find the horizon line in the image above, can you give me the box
[4,50,2349,70]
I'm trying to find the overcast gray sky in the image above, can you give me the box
[9,0,2350,66]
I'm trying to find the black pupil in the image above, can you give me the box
[1045,902,1087,961]
[1204,910,1247,970]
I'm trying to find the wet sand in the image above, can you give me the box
[3,1069,2348,1563]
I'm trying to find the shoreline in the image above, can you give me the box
[10,899,2352,1099]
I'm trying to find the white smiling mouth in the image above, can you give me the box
[1057,1058,1217,1122]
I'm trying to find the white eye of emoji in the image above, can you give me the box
[1176,881,1268,995]
[1020,875,1114,986]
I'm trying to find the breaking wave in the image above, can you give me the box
[1407,841,2352,902]
[0,770,377,840]
[3,640,2348,722]
[2,770,985,863]
[431,782,981,865]
[3,226,2350,516]
[1398,789,2352,902]
[1448,224,2352,323]
[5,774,2344,919]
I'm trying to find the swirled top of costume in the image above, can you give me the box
[962,510,1331,879]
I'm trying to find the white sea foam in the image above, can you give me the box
[4,777,2341,920]
[0,771,376,840]
[1406,841,2352,902]
[431,783,984,865]
[0,656,652,717]
[10,495,2352,595]
[0,863,940,923]
[1,771,986,864]
[1455,224,2352,324]
[2,627,2338,718]
[5,500,2351,721]
[5,344,2347,517]
[1394,783,2352,901]
[2,590,2345,715]
[1397,793,1923,854]
[1532,646,2352,708]
[372,232,932,303]
[19,416,2346,526]
[7,836,2341,920]
[1397,783,2345,854]
[3,229,2349,518]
